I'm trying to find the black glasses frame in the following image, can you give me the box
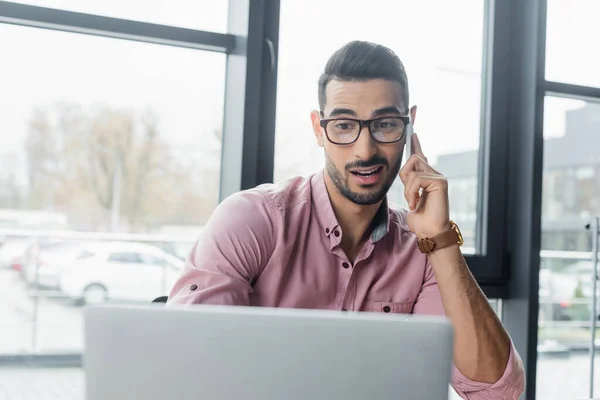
[319,116,410,145]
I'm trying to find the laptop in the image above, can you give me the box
[84,304,454,400]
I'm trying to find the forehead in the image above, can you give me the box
[323,79,404,116]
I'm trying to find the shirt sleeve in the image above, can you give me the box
[412,262,526,399]
[166,190,276,306]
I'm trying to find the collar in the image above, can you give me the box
[370,197,391,243]
[310,170,391,244]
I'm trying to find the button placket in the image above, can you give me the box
[340,261,359,312]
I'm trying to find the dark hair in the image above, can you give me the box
[318,41,409,113]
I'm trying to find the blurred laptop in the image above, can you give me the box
[84,304,454,400]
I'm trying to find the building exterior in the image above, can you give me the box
[434,103,600,254]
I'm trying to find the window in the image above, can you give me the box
[0,23,225,233]
[545,0,600,88]
[138,252,167,267]
[12,0,229,32]
[0,21,225,357]
[108,252,142,263]
[76,250,95,260]
[537,97,600,399]
[274,0,486,249]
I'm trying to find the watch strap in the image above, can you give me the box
[417,225,461,253]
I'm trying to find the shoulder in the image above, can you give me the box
[214,174,314,225]
[387,201,412,235]
[252,174,314,211]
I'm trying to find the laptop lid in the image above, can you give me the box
[84,304,453,400]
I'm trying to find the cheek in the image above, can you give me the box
[383,146,403,167]
[324,146,350,172]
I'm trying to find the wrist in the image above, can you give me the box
[416,221,452,240]
[416,220,464,254]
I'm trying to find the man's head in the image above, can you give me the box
[311,40,416,206]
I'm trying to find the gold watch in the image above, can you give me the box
[417,220,464,253]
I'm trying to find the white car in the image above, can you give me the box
[24,241,95,288]
[58,241,184,305]
[0,238,30,270]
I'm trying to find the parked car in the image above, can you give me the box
[58,241,184,305]
[23,241,100,289]
[539,261,599,322]
[539,268,577,321]
[0,238,30,270]
[20,238,69,283]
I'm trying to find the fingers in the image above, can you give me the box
[411,133,427,163]
[398,135,445,210]
[403,171,421,210]
[403,172,448,210]
[399,153,437,182]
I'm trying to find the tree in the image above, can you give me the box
[24,102,215,232]
[0,151,23,208]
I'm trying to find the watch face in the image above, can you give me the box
[450,220,464,246]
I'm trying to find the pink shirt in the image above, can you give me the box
[168,171,525,399]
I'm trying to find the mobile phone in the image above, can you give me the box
[403,120,413,166]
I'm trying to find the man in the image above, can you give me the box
[168,40,525,398]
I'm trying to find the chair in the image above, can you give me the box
[152,296,168,303]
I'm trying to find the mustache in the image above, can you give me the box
[345,156,388,171]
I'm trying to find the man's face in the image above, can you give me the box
[311,79,408,206]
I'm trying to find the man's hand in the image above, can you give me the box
[399,133,450,239]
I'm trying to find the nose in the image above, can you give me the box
[353,125,378,161]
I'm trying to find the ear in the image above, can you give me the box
[409,105,418,125]
[310,110,325,147]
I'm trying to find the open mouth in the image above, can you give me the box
[350,166,384,177]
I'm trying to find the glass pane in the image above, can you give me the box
[138,252,167,266]
[546,0,600,88]
[108,252,140,263]
[0,24,224,356]
[274,0,485,250]
[537,97,600,399]
[12,0,229,33]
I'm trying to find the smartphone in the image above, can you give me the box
[403,120,413,166]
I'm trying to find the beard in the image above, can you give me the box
[325,152,402,206]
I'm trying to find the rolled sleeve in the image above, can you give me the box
[451,341,525,399]
[167,189,276,306]
[413,262,525,399]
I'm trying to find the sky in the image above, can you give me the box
[0,0,599,191]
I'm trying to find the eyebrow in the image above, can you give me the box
[371,106,404,117]
[326,106,404,118]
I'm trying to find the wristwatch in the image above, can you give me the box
[417,220,464,253]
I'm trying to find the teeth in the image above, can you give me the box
[353,167,379,175]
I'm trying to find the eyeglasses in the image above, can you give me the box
[319,116,409,145]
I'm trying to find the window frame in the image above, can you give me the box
[0,1,234,51]
[497,1,600,398]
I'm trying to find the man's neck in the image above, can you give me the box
[323,172,382,262]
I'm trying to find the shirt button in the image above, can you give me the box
[190,284,198,291]
[342,262,350,269]
[333,230,340,237]
[325,228,330,234]
[383,306,391,313]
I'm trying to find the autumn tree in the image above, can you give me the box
[24,102,217,232]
